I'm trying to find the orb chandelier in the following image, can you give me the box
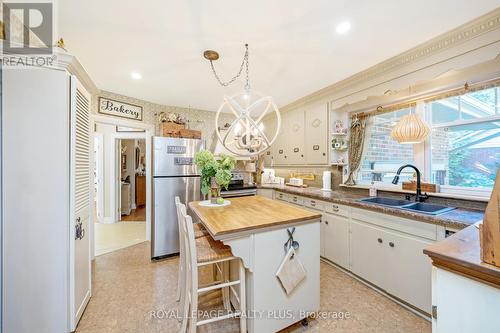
[204,44,281,157]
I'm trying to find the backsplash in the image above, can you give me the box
[270,166,344,189]
[269,166,486,211]
[92,90,233,150]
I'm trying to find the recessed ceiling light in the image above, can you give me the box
[336,21,351,35]
[131,72,142,80]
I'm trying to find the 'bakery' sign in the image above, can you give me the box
[98,97,143,121]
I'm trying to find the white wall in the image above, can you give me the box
[95,123,116,222]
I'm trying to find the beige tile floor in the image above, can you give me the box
[94,222,147,256]
[77,241,431,333]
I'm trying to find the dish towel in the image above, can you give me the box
[276,247,307,295]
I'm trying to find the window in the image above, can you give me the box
[354,83,500,197]
[427,86,500,192]
[357,107,415,185]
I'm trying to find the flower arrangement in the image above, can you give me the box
[194,150,236,201]
[157,111,187,125]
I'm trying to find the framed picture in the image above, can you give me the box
[99,97,143,121]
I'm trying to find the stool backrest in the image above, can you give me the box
[175,196,186,262]
[180,207,198,319]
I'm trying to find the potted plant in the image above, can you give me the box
[194,150,236,204]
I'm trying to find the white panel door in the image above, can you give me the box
[383,229,433,313]
[3,67,70,333]
[349,220,386,288]
[305,103,328,164]
[323,213,350,269]
[262,116,277,167]
[273,112,287,165]
[285,108,305,165]
[70,77,92,330]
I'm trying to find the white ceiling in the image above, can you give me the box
[58,1,499,111]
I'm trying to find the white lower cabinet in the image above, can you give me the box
[350,218,433,313]
[270,190,436,314]
[257,188,274,199]
[383,229,433,313]
[322,213,349,269]
[350,220,386,288]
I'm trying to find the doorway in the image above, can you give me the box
[92,120,153,257]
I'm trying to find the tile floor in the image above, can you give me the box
[77,241,431,333]
[94,222,147,256]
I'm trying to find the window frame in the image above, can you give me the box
[356,88,500,199]
[425,102,500,198]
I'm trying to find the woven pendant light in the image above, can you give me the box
[390,113,430,144]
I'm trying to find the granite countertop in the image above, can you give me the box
[259,184,484,230]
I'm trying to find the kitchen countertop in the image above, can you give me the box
[424,223,500,288]
[189,195,321,240]
[259,184,484,230]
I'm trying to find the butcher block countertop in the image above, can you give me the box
[424,223,500,288]
[189,195,321,240]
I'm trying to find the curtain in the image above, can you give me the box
[344,116,367,186]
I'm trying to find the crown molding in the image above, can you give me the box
[1,44,99,95]
[54,49,99,95]
[282,7,500,112]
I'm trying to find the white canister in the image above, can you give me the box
[322,171,332,191]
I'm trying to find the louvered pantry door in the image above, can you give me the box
[70,76,92,330]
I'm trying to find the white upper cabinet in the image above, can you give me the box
[285,108,306,165]
[267,102,329,166]
[305,103,329,164]
[262,115,277,167]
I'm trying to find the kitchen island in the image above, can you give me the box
[189,195,321,333]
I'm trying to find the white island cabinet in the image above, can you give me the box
[424,225,500,333]
[190,196,321,333]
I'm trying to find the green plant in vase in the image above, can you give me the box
[194,150,236,204]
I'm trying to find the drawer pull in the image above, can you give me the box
[389,242,395,248]
[293,147,299,153]
[313,145,320,151]
[377,238,383,244]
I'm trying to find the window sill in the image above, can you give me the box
[339,184,490,202]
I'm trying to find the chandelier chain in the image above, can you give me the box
[209,44,250,89]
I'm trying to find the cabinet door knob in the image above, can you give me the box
[377,238,383,244]
[325,221,329,225]
[389,242,395,248]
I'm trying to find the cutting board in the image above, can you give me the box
[479,169,500,268]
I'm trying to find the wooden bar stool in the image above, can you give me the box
[175,197,210,303]
[179,207,247,333]
[176,200,229,318]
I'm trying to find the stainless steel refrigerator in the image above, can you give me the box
[152,137,203,259]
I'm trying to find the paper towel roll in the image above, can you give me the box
[322,171,332,191]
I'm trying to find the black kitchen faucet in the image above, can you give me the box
[392,164,429,202]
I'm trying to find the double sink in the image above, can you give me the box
[359,197,456,215]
